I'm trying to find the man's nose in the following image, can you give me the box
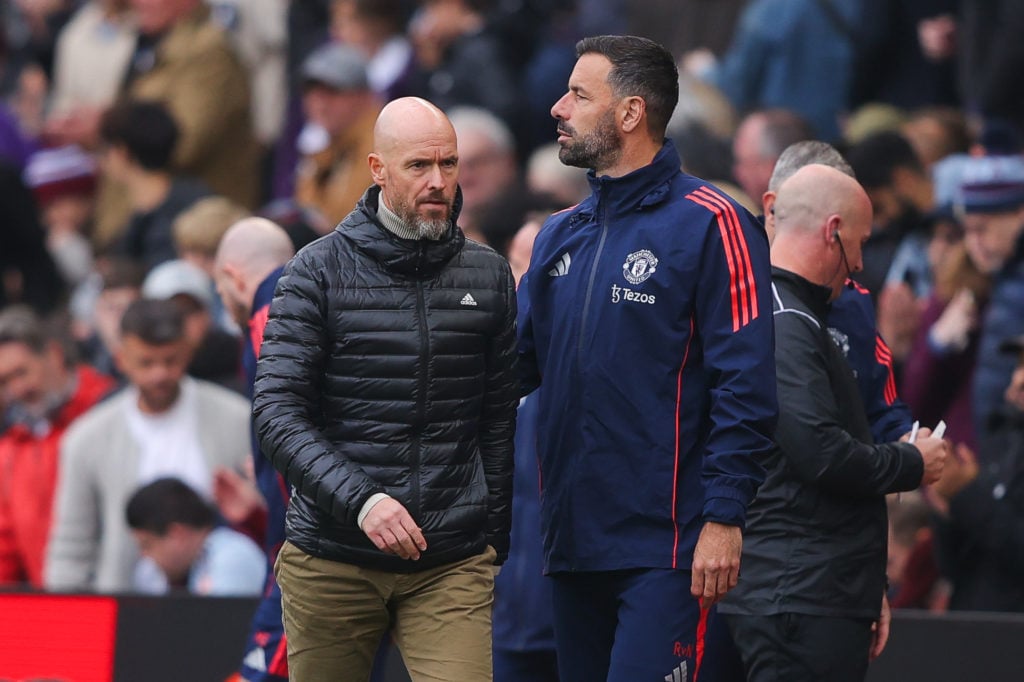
[426,164,445,189]
[551,93,569,120]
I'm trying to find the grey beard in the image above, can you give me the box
[413,216,449,240]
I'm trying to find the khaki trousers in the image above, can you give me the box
[275,541,496,682]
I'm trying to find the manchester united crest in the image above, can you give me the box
[622,249,658,285]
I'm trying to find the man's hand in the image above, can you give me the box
[931,443,980,503]
[361,498,427,560]
[691,521,742,607]
[877,283,922,361]
[42,106,103,149]
[915,435,949,486]
[213,466,266,525]
[870,593,892,660]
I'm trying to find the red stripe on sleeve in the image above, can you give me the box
[692,188,751,325]
[694,187,759,325]
[685,193,742,331]
[685,188,760,331]
[874,336,898,405]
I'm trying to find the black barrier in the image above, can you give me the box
[868,609,1024,681]
[2,594,1024,681]
[114,595,257,682]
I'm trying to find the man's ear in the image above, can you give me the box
[113,343,127,376]
[620,96,646,134]
[221,262,246,292]
[368,152,386,185]
[825,215,843,242]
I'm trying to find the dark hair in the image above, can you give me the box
[0,305,77,365]
[0,306,48,354]
[847,130,923,190]
[101,258,146,291]
[100,100,180,171]
[126,477,217,534]
[119,298,185,344]
[674,121,733,182]
[575,35,678,138]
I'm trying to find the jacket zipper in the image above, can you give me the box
[569,197,608,571]
[577,203,609,361]
[412,277,428,518]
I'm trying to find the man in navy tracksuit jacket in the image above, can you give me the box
[213,219,294,681]
[758,140,914,445]
[517,36,777,682]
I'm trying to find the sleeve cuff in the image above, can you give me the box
[703,497,747,530]
[357,493,391,530]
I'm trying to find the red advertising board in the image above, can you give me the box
[0,594,117,682]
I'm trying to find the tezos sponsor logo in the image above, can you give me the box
[611,284,656,305]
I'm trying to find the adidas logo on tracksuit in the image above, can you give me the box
[548,252,572,277]
[664,660,688,682]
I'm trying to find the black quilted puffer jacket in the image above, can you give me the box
[253,186,518,572]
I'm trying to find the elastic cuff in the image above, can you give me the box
[357,493,391,530]
[702,497,747,530]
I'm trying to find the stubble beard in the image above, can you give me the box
[557,108,623,172]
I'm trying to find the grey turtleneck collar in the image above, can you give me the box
[377,194,442,241]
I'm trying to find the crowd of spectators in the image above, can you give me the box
[1,0,1024,676]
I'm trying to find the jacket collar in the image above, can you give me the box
[253,266,284,310]
[339,185,466,278]
[771,266,832,320]
[581,139,681,219]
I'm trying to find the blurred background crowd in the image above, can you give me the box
[0,0,1023,649]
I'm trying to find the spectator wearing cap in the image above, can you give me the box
[924,332,1024,612]
[294,42,381,230]
[957,155,1024,443]
[101,100,211,271]
[901,155,993,456]
[23,145,99,287]
[142,260,243,393]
